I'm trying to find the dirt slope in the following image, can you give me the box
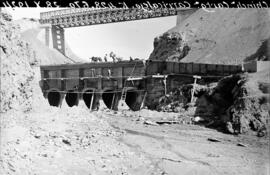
[14,18,85,65]
[0,12,45,112]
[150,9,270,64]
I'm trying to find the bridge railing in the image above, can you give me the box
[40,8,123,20]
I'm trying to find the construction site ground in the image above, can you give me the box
[1,105,269,175]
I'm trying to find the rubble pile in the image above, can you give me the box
[1,107,155,174]
[156,84,213,113]
[155,73,269,136]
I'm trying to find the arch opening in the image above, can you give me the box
[48,90,61,107]
[65,90,79,107]
[125,90,140,111]
[102,90,115,109]
[83,90,94,109]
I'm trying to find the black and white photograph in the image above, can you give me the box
[0,1,270,174]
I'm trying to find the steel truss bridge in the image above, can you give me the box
[40,8,197,55]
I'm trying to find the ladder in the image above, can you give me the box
[121,62,137,101]
[121,87,127,101]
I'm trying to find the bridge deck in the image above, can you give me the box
[40,8,194,28]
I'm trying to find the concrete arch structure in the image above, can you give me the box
[46,88,64,107]
[81,88,98,110]
[124,87,144,111]
[65,90,79,107]
[101,88,120,110]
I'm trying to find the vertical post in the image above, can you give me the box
[89,90,94,111]
[140,92,147,110]
[111,93,115,110]
[79,68,84,91]
[98,68,102,90]
[45,27,50,47]
[163,75,167,95]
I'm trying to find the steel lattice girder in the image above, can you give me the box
[40,8,182,28]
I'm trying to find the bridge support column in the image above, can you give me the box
[52,25,66,55]
[45,27,50,47]
[41,24,53,49]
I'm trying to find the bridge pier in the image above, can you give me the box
[45,26,50,47]
[51,25,66,55]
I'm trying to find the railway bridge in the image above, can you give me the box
[39,8,198,55]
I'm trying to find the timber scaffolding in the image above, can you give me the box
[40,60,242,111]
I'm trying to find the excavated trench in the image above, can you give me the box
[82,90,95,109]
[65,90,79,107]
[47,90,61,107]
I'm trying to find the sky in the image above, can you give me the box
[6,8,177,60]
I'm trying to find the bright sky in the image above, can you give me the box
[6,8,177,60]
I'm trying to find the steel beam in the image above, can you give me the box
[40,8,190,28]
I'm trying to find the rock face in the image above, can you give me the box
[149,32,190,61]
[193,72,269,135]
[150,9,270,64]
[225,72,269,135]
[0,12,46,112]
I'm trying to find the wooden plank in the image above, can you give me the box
[193,63,200,74]
[200,64,207,74]
[174,62,179,74]
[40,61,144,70]
[186,63,193,74]
[179,63,185,73]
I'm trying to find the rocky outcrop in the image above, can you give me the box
[149,32,190,61]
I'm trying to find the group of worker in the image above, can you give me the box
[89,52,123,62]
[90,52,142,63]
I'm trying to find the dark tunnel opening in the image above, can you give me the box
[65,90,78,107]
[47,90,61,107]
[102,90,115,109]
[125,90,140,111]
[83,90,94,109]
